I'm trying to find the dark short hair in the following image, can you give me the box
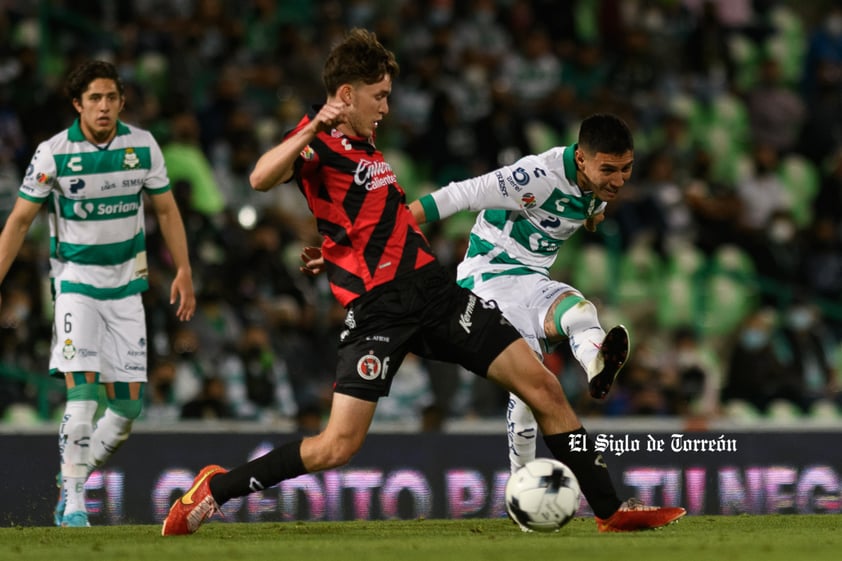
[322,28,399,95]
[64,60,124,101]
[578,113,634,155]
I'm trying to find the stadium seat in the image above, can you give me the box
[2,403,42,427]
[723,399,762,423]
[777,154,819,228]
[615,240,661,322]
[767,399,802,421]
[729,33,762,90]
[701,244,759,337]
[688,93,750,184]
[655,244,706,330]
[442,211,478,241]
[548,234,581,279]
[136,52,170,101]
[835,341,842,375]
[524,121,562,154]
[809,399,839,421]
[571,243,610,299]
[382,148,427,203]
[765,5,806,85]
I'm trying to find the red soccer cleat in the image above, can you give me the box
[162,465,227,536]
[595,498,687,532]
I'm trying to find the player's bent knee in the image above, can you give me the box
[107,398,143,420]
[302,437,360,472]
[67,383,100,402]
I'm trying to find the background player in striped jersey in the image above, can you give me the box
[162,29,683,535]
[0,60,196,527]
[408,114,634,475]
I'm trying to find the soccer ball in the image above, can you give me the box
[505,458,581,533]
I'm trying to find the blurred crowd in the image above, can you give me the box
[1,0,842,430]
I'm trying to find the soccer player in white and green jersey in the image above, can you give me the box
[409,113,634,475]
[0,60,196,527]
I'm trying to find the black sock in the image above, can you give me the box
[543,429,622,519]
[209,439,306,504]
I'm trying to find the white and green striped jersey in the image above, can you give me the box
[18,119,171,299]
[418,145,605,289]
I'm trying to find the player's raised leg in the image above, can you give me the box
[547,293,629,399]
[87,382,144,472]
[586,324,629,400]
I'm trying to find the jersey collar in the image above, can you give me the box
[67,118,131,143]
[563,144,579,185]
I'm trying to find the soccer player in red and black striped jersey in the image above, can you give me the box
[162,28,685,536]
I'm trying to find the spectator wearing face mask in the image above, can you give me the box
[777,301,840,414]
[721,307,797,416]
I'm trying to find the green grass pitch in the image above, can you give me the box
[1,515,841,561]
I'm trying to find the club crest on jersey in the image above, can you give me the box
[301,145,315,160]
[357,353,382,380]
[521,193,537,209]
[122,148,140,169]
[62,339,77,360]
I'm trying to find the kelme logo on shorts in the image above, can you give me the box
[459,294,477,334]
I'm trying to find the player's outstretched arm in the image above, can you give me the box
[0,197,43,309]
[408,200,427,224]
[415,153,556,223]
[250,100,349,192]
[149,190,195,321]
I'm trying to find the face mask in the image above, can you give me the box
[769,220,795,243]
[741,328,768,350]
[827,15,842,36]
[477,9,496,24]
[788,308,813,331]
[676,351,697,368]
[429,7,452,26]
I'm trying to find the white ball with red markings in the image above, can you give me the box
[505,458,580,532]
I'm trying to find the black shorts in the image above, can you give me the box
[334,263,521,401]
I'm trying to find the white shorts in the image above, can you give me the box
[50,293,148,383]
[465,274,578,356]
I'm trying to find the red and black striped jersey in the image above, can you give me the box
[289,109,437,306]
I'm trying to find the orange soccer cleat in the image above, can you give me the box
[595,498,687,532]
[161,465,227,536]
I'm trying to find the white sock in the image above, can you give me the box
[559,300,605,380]
[506,394,537,474]
[63,476,87,515]
[87,408,133,475]
[59,400,97,513]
